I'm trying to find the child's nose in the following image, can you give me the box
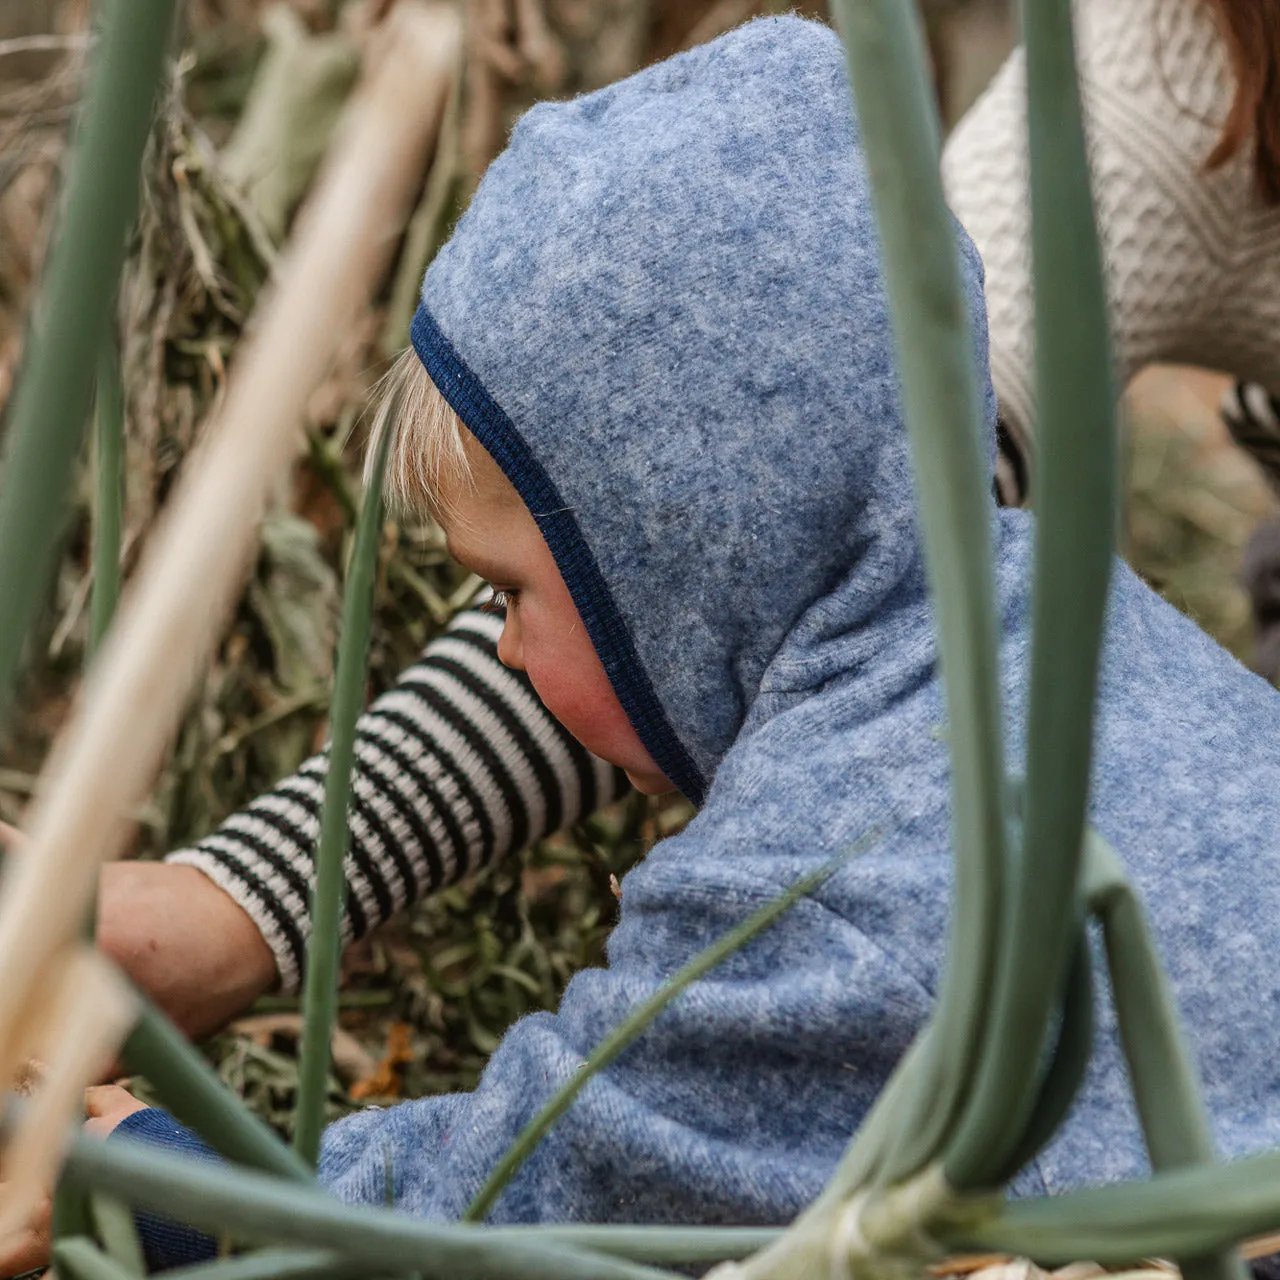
[497,613,525,671]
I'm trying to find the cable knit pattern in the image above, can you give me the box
[942,0,1280,500]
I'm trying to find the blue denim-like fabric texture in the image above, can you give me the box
[130,12,1280,1244]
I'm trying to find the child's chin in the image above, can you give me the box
[624,768,677,797]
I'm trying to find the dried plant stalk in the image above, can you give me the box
[0,0,461,1136]
[0,948,135,1241]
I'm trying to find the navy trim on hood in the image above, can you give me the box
[410,303,707,806]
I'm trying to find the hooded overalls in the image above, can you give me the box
[132,12,1280,1239]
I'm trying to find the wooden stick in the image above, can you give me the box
[0,1,460,1090]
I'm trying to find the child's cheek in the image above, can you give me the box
[522,634,642,767]
[526,656,616,745]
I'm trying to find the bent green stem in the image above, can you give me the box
[121,1000,313,1183]
[466,843,871,1222]
[1086,833,1246,1280]
[62,1129,679,1280]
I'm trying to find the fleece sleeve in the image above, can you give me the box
[110,1110,219,1270]
[111,827,1049,1249]
[316,830,948,1225]
[166,608,628,991]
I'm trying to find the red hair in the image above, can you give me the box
[1205,0,1280,204]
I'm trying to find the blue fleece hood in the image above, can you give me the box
[411,15,994,805]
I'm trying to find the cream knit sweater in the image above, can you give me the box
[941,0,1280,503]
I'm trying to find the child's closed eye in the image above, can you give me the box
[480,588,516,614]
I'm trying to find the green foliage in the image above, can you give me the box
[293,428,391,1166]
[0,0,176,729]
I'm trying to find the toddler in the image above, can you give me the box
[101,12,1280,1260]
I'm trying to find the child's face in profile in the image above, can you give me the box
[436,443,675,796]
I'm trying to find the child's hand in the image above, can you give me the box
[0,1085,148,1277]
[84,1082,149,1136]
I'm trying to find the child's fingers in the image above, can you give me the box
[0,1190,51,1277]
[84,1082,148,1136]
[0,822,26,854]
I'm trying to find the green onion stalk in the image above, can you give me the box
[0,0,175,728]
[294,430,392,1166]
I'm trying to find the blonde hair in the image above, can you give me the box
[365,347,477,517]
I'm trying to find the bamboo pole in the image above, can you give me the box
[0,0,461,1176]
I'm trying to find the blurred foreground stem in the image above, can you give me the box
[89,336,126,659]
[0,0,175,729]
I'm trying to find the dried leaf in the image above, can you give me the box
[349,1021,414,1100]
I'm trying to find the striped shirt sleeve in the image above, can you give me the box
[166,608,630,992]
[1222,380,1280,496]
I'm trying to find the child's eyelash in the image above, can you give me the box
[480,589,514,614]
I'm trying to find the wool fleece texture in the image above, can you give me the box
[122,14,1280,1243]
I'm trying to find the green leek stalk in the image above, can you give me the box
[62,1130,680,1280]
[89,337,126,659]
[947,1150,1280,1264]
[945,0,1117,1189]
[1085,834,1246,1280]
[293,430,391,1167]
[829,0,1008,1183]
[50,1185,95,1253]
[96,1233,778,1280]
[54,1237,140,1280]
[88,1192,147,1275]
[0,0,175,728]
[152,1249,363,1280]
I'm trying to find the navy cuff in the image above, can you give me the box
[110,1109,220,1271]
